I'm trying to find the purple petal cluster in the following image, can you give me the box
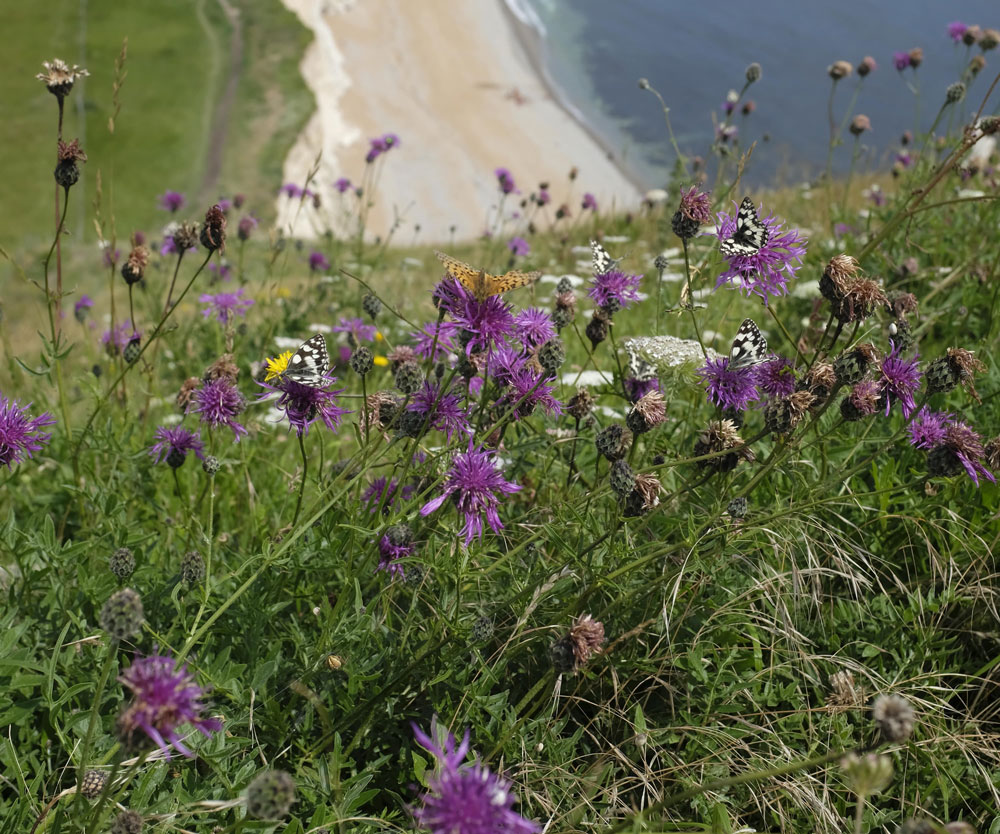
[280,183,315,199]
[412,321,458,361]
[101,321,141,355]
[948,21,968,42]
[192,379,248,440]
[588,270,642,311]
[908,407,952,450]
[495,167,517,194]
[697,356,761,412]
[624,376,660,403]
[158,190,185,213]
[943,422,995,486]
[0,395,55,469]
[410,721,539,834]
[117,651,221,759]
[513,308,556,348]
[756,356,796,398]
[879,343,921,417]
[334,316,377,344]
[420,444,521,545]
[501,368,562,420]
[451,293,516,357]
[377,535,415,577]
[199,288,254,324]
[149,426,205,464]
[715,202,807,304]
[257,377,351,438]
[74,294,94,322]
[362,477,413,513]
[507,236,530,256]
[582,192,598,211]
[334,177,353,193]
[309,251,331,273]
[409,382,472,441]
[893,51,912,71]
[366,133,400,163]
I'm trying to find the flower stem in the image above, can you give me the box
[292,431,308,527]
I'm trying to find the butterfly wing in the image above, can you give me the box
[436,251,493,301]
[590,239,617,275]
[625,343,658,382]
[490,269,541,297]
[727,318,768,371]
[719,197,769,259]
[284,333,330,387]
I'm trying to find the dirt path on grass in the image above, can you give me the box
[201,0,243,196]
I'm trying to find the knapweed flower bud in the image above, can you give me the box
[200,204,227,252]
[350,346,374,376]
[100,588,144,641]
[653,254,670,271]
[123,336,142,365]
[471,615,494,643]
[246,770,296,820]
[181,550,205,584]
[925,357,960,394]
[585,310,609,348]
[609,458,636,499]
[37,59,89,99]
[979,28,999,50]
[121,246,150,285]
[745,62,762,83]
[857,56,877,77]
[396,409,426,439]
[637,77,650,90]
[80,769,108,799]
[872,693,915,742]
[202,455,221,475]
[556,276,573,295]
[834,344,878,385]
[110,810,143,834]
[968,54,986,77]
[361,292,382,320]
[908,47,923,68]
[946,82,966,103]
[384,522,413,549]
[889,317,914,352]
[841,752,893,796]
[626,391,667,434]
[394,360,423,395]
[55,139,87,189]
[237,214,257,241]
[537,337,565,376]
[595,424,632,461]
[110,547,135,580]
[567,388,594,421]
[727,496,748,518]
[828,60,853,80]
[849,114,871,135]
[694,420,755,472]
[172,222,199,252]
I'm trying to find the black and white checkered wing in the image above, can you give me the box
[719,197,769,259]
[590,239,619,275]
[284,334,330,387]
[728,319,768,371]
[625,343,658,382]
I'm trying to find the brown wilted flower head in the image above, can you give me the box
[177,377,201,411]
[567,614,605,669]
[857,56,877,77]
[567,388,594,421]
[828,60,853,80]
[841,379,881,421]
[626,390,667,435]
[828,670,863,708]
[200,204,227,252]
[361,391,402,434]
[387,344,418,372]
[907,47,924,68]
[624,472,662,516]
[984,436,1000,472]
[54,139,87,189]
[980,116,1000,136]
[820,254,860,302]
[835,278,888,324]
[964,24,983,45]
[121,245,150,286]
[849,115,871,136]
[693,419,755,472]
[568,166,579,181]
[887,289,918,319]
[36,58,89,98]
[172,222,199,253]
[872,693,915,743]
[968,54,987,77]
[804,361,837,397]
[945,347,986,398]
[764,391,816,434]
[980,28,1000,50]
[205,353,240,384]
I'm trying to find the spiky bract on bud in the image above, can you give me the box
[351,346,374,376]
[80,769,108,799]
[110,547,135,580]
[181,550,205,584]
[100,588,144,641]
[394,360,424,395]
[595,424,632,461]
[609,459,636,499]
[246,770,296,820]
[362,292,382,320]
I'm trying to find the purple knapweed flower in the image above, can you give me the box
[908,407,952,449]
[410,720,539,834]
[280,183,304,198]
[893,51,912,71]
[215,198,233,214]
[333,316,377,344]
[409,381,472,441]
[148,426,205,465]
[625,376,660,403]
[411,321,458,361]
[507,236,530,257]
[382,132,400,150]
[207,261,233,282]
[537,188,550,206]
[308,251,331,273]
[432,277,469,318]
[866,186,886,207]
[158,190,185,213]
[237,215,259,241]
[117,651,221,759]
[714,201,807,304]
[879,342,921,417]
[486,344,528,388]
[697,355,761,412]
[500,368,562,420]
[377,532,415,577]
[581,192,598,211]
[495,167,517,194]
[420,444,521,545]
[896,152,913,168]
[257,376,351,438]
[191,378,248,441]
[366,134,398,163]
[0,395,55,469]
[679,185,712,223]
[451,290,516,356]
[941,421,995,486]
[74,294,94,323]
[362,477,413,513]
[102,321,141,356]
[588,270,642,311]
[334,177,352,193]
[199,288,254,324]
[513,308,556,348]
[948,21,968,42]
[755,356,796,398]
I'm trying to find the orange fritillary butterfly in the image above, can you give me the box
[435,251,540,303]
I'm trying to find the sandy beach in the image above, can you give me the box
[276,0,642,242]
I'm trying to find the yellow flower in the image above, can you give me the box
[375,331,385,342]
[264,351,293,381]
[373,355,389,368]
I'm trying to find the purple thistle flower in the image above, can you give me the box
[191,379,248,441]
[513,308,556,349]
[755,356,796,398]
[507,236,530,257]
[451,292,516,357]
[588,270,642,311]
[74,294,94,323]
[697,355,761,412]
[117,651,221,759]
[486,344,528,387]
[257,376,351,438]
[866,187,886,207]
[333,316,377,344]
[409,381,472,441]
[432,277,469,318]
[101,321,141,356]
[199,288,254,324]
[625,376,660,403]
[581,192,598,211]
[148,426,205,465]
[420,444,521,545]
[0,395,55,469]
[679,186,712,223]
[879,342,921,417]
[215,197,233,214]
[334,177,352,193]
[362,477,413,512]
[500,368,562,420]
[411,321,458,361]
[410,720,539,834]
[714,201,807,304]
[382,132,400,150]
[948,21,968,42]
[908,407,952,449]
[377,533,414,577]
[716,124,738,143]
[537,188,550,206]
[237,215,258,240]
[158,190,185,213]
[309,251,331,273]
[495,167,517,195]
[207,261,233,282]
[943,421,995,486]
[893,51,912,71]
[280,183,304,198]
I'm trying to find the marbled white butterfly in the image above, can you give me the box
[590,239,622,275]
[284,333,330,387]
[625,342,658,382]
[719,197,769,259]
[727,319,768,371]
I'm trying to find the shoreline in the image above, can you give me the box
[496,0,649,195]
